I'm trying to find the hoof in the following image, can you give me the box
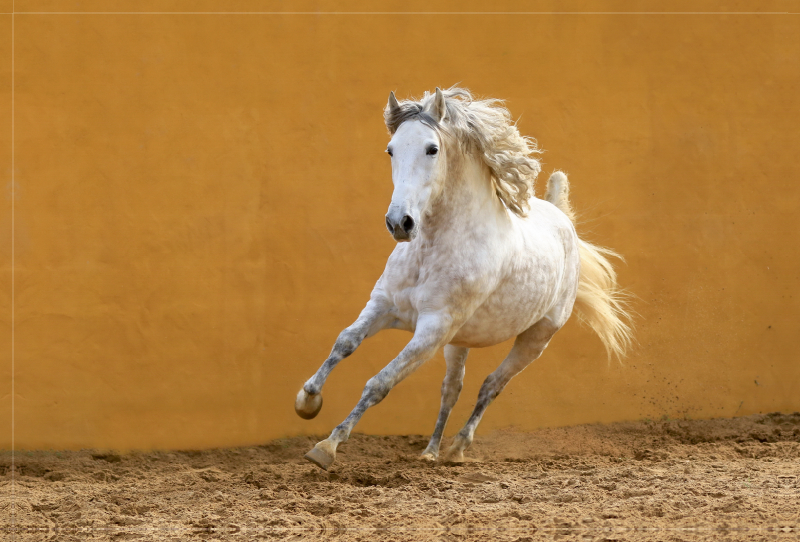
[446,452,465,463]
[304,440,337,470]
[445,447,466,463]
[445,434,471,463]
[419,451,437,462]
[295,389,323,420]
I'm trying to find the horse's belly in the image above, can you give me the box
[450,286,552,348]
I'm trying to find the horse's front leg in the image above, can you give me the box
[304,312,454,470]
[294,298,392,419]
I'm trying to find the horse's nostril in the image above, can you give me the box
[385,217,394,234]
[401,215,415,234]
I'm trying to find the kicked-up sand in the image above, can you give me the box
[2,413,799,541]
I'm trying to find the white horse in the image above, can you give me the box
[295,88,632,470]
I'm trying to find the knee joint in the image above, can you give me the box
[441,379,463,394]
[335,333,359,358]
[364,377,390,403]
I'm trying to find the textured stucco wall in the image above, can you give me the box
[2,1,799,450]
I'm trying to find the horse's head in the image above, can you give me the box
[383,88,449,242]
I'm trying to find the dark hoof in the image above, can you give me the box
[295,390,323,420]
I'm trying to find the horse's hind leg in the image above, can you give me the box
[446,318,560,462]
[420,345,469,461]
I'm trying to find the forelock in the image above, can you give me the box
[384,103,440,135]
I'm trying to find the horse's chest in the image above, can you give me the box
[382,250,473,323]
[384,266,434,319]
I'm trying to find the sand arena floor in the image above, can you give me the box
[2,413,799,541]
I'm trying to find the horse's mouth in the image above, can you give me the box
[391,230,415,242]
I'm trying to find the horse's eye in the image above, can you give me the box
[386,148,393,157]
[427,146,439,156]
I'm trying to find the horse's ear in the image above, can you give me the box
[387,91,400,114]
[424,87,447,123]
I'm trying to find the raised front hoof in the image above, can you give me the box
[294,389,323,420]
[304,440,336,471]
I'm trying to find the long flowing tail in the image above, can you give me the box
[545,171,634,360]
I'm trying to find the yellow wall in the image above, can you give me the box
[2,1,799,450]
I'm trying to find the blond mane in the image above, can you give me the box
[384,87,542,217]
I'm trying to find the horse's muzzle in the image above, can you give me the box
[385,212,416,242]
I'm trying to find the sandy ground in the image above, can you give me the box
[2,413,799,541]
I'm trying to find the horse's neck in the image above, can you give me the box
[422,153,508,241]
